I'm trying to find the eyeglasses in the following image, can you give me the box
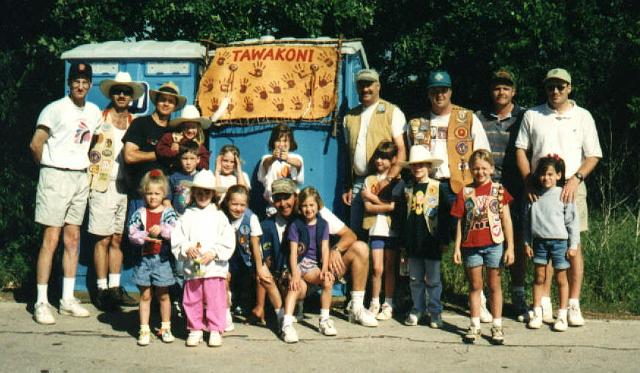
[545,84,567,93]
[110,87,133,96]
[272,193,292,202]
[71,80,90,88]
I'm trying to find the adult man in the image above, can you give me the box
[266,179,378,339]
[29,62,102,324]
[475,69,528,320]
[515,68,602,326]
[342,69,407,238]
[88,72,144,310]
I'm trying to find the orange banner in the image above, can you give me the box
[197,45,338,121]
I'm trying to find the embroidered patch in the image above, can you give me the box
[89,165,99,174]
[491,223,502,236]
[102,149,113,157]
[489,199,500,214]
[455,126,469,139]
[455,141,468,155]
[456,110,468,122]
[89,150,101,163]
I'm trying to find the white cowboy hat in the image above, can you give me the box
[169,105,212,130]
[149,81,187,110]
[186,170,227,193]
[404,145,444,168]
[99,72,144,100]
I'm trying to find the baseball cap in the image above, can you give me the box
[68,62,93,82]
[272,179,297,195]
[543,68,571,84]
[427,70,451,88]
[355,69,379,83]
[491,69,516,87]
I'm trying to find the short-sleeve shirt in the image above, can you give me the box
[318,207,345,235]
[36,96,101,170]
[450,181,513,248]
[231,213,263,237]
[257,153,304,200]
[287,220,329,261]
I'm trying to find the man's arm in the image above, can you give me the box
[123,142,156,165]
[29,126,50,164]
[515,148,531,182]
[332,225,357,254]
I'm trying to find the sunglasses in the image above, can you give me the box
[110,87,134,96]
[545,84,567,93]
[272,193,293,202]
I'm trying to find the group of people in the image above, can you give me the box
[28,60,601,347]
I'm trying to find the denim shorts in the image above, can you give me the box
[462,243,503,269]
[533,239,570,270]
[132,254,176,287]
[370,236,388,250]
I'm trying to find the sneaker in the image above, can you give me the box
[137,329,151,346]
[348,305,379,327]
[527,312,543,329]
[282,324,299,343]
[490,326,505,345]
[369,303,380,316]
[159,328,175,343]
[463,325,481,344]
[542,302,554,324]
[404,312,420,326]
[429,313,443,329]
[94,289,115,311]
[568,304,585,326]
[186,330,203,347]
[34,302,56,325]
[208,331,222,347]
[319,318,337,336]
[553,317,568,332]
[224,309,235,332]
[480,303,493,323]
[376,304,393,321]
[59,298,90,318]
[109,286,137,307]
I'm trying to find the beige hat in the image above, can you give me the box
[356,69,379,83]
[543,68,572,84]
[169,105,212,130]
[99,72,144,100]
[149,81,187,110]
[404,145,443,168]
[187,170,227,193]
[272,178,297,195]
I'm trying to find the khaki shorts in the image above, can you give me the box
[35,167,89,227]
[576,182,589,232]
[88,179,128,236]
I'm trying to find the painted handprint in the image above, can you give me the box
[254,85,268,100]
[219,76,232,93]
[282,73,296,89]
[201,77,214,92]
[239,78,251,94]
[208,97,219,113]
[226,98,235,114]
[318,72,333,88]
[304,81,315,97]
[269,81,282,94]
[290,96,303,111]
[243,96,254,112]
[248,61,266,78]
[216,50,231,66]
[272,98,285,112]
[321,95,331,109]
[293,63,309,79]
[318,51,334,67]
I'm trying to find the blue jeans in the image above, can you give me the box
[462,243,504,268]
[349,176,366,240]
[408,258,442,315]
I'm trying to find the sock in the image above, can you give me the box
[471,317,480,328]
[161,321,171,330]
[320,309,330,321]
[568,298,580,307]
[384,297,394,308]
[493,318,502,328]
[370,297,380,307]
[541,296,552,308]
[533,306,543,317]
[37,284,49,304]
[62,277,75,301]
[351,291,365,310]
[140,324,150,333]
[557,308,568,320]
[96,278,108,290]
[282,314,294,327]
[108,273,121,288]
[480,290,487,303]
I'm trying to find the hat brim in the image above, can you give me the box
[403,158,444,168]
[100,80,145,100]
[169,117,212,130]
[543,76,571,84]
[149,90,187,110]
[184,181,227,193]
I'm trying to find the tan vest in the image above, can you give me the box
[405,178,440,236]
[344,99,396,173]
[447,106,474,194]
[88,110,132,192]
[462,182,505,244]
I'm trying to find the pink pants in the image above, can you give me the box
[183,277,227,332]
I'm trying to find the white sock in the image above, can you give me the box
[471,317,480,328]
[370,297,380,307]
[108,273,121,288]
[96,278,108,290]
[557,308,568,320]
[62,277,75,301]
[282,314,294,327]
[493,318,502,328]
[351,291,365,310]
[140,324,150,332]
[384,297,394,308]
[275,308,284,320]
[480,290,487,303]
[568,298,580,307]
[541,296,552,308]
[37,284,49,304]
[320,309,330,321]
[534,306,543,317]
[161,321,171,330]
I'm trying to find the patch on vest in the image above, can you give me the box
[455,141,469,155]
[89,150,101,164]
[454,127,469,139]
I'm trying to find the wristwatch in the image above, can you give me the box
[574,172,584,183]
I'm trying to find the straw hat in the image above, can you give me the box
[404,145,443,168]
[187,170,227,193]
[169,105,212,130]
[149,81,187,110]
[99,72,144,100]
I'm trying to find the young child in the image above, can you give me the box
[165,141,200,215]
[361,141,405,321]
[280,187,334,343]
[402,146,449,328]
[214,144,250,194]
[156,104,211,172]
[257,124,304,213]
[451,149,515,345]
[171,170,235,347]
[525,155,579,332]
[128,169,178,346]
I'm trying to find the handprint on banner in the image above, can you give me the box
[321,95,332,110]
[294,63,309,79]
[219,76,232,93]
[272,98,285,112]
[318,73,333,88]
[201,77,214,92]
[254,85,268,100]
[226,98,235,114]
[282,73,296,89]
[318,51,334,67]
[304,81,315,97]
[208,97,219,113]
[216,51,231,66]
[243,96,254,112]
[269,81,282,94]
[248,61,266,78]
[239,78,251,94]
[290,96,303,111]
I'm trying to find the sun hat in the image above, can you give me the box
[187,170,227,193]
[272,178,297,195]
[543,68,571,84]
[427,70,452,89]
[99,72,144,100]
[404,145,444,168]
[169,105,212,130]
[355,69,380,83]
[149,81,187,110]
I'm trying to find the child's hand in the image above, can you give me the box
[256,267,274,285]
[320,270,334,283]
[148,225,161,237]
[503,248,515,266]
[200,251,216,265]
[215,155,222,173]
[170,142,180,153]
[453,248,462,265]
[186,244,201,260]
[235,154,242,171]
[280,149,288,161]
[289,272,302,291]
[567,248,577,258]
[525,244,534,258]
[272,148,281,160]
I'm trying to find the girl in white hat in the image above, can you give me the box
[156,105,212,172]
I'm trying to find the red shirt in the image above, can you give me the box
[450,182,513,248]
[143,210,163,255]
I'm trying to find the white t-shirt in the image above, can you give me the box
[319,207,346,235]
[257,153,304,200]
[345,101,407,176]
[428,111,491,179]
[217,172,251,190]
[231,212,262,237]
[37,96,102,170]
[363,173,391,237]
[515,101,602,177]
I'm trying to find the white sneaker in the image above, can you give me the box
[429,313,443,329]
[224,309,235,332]
[282,324,299,343]
[376,303,393,321]
[319,318,337,336]
[369,303,380,316]
[34,302,56,325]
[480,303,493,323]
[348,305,379,327]
[208,331,222,347]
[59,298,90,318]
[553,317,568,332]
[404,312,420,326]
[186,330,203,347]
[542,302,554,324]
[463,325,481,344]
[160,328,175,343]
[528,312,543,329]
[137,329,151,346]
[568,304,585,327]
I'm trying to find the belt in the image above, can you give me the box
[41,164,87,172]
